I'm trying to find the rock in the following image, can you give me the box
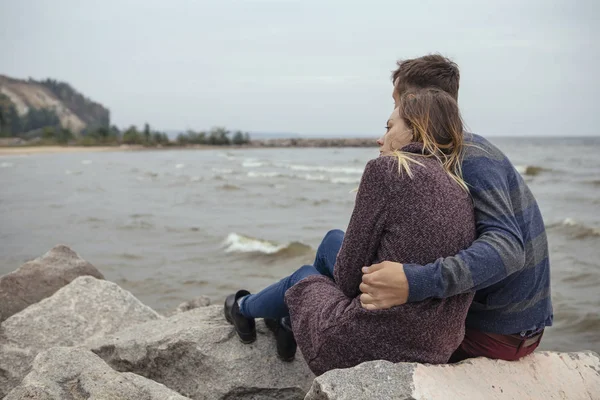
[89,305,315,399]
[305,351,600,400]
[0,276,160,397]
[0,244,104,322]
[4,347,191,400]
[173,295,211,314]
[0,342,35,399]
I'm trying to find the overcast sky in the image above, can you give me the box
[0,0,597,136]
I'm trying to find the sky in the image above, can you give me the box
[0,0,598,137]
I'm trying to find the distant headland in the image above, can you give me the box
[0,74,375,151]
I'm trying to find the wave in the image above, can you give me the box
[242,160,269,168]
[247,171,282,178]
[222,233,313,258]
[286,164,364,175]
[515,165,548,176]
[586,179,600,187]
[246,171,359,184]
[211,168,234,174]
[218,184,242,191]
[1,162,14,168]
[331,176,361,184]
[548,218,600,240]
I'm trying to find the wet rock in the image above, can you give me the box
[4,347,190,400]
[0,245,104,322]
[89,305,315,400]
[305,351,600,400]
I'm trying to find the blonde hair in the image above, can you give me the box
[393,88,468,191]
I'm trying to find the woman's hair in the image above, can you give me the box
[393,87,468,191]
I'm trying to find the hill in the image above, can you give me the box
[0,75,109,137]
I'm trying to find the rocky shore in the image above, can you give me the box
[1,245,599,399]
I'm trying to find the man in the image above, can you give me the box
[360,55,552,362]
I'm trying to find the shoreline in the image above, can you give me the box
[0,144,247,156]
[0,139,378,156]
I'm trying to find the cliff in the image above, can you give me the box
[0,75,109,136]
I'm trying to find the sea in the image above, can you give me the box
[1,136,599,354]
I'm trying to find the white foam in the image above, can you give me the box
[331,176,361,184]
[242,161,266,168]
[212,168,234,174]
[247,171,282,178]
[287,164,364,174]
[0,162,14,168]
[81,160,92,165]
[303,174,328,181]
[223,233,286,254]
[562,218,578,227]
[175,163,185,169]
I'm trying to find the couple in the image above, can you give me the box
[224,54,553,376]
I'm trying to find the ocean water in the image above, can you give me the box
[1,136,599,354]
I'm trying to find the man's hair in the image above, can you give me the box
[392,54,460,100]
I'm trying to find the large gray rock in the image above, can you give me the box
[89,305,315,400]
[4,347,191,400]
[305,351,600,400]
[0,245,104,322]
[0,276,160,397]
[173,295,212,314]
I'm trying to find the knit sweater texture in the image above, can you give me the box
[285,143,476,376]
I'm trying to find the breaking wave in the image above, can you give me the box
[246,171,359,184]
[548,218,600,240]
[222,233,313,258]
[286,164,363,175]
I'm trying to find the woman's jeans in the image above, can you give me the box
[239,229,344,319]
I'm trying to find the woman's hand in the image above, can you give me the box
[359,261,409,310]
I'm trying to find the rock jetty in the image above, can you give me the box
[1,245,599,399]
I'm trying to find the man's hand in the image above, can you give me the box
[359,261,409,310]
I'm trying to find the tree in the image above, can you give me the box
[232,130,245,145]
[143,123,151,144]
[208,127,230,145]
[122,125,143,144]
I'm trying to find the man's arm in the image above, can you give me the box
[361,147,528,306]
[334,158,390,298]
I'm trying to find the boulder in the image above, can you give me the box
[0,244,104,322]
[305,351,600,400]
[89,305,315,399]
[0,276,160,397]
[173,295,212,314]
[4,347,191,400]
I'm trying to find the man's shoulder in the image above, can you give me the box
[463,133,508,162]
[461,133,522,188]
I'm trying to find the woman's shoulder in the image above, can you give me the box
[365,154,439,181]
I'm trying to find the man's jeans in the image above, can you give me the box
[239,229,344,319]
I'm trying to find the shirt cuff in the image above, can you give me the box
[403,263,431,302]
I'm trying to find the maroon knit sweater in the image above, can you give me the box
[285,143,476,376]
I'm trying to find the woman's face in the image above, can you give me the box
[377,108,412,156]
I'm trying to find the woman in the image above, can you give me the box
[224,88,476,375]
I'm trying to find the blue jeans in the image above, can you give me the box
[239,229,344,319]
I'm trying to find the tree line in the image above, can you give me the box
[0,95,251,146]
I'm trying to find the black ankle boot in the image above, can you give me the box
[224,290,256,344]
[264,317,297,361]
